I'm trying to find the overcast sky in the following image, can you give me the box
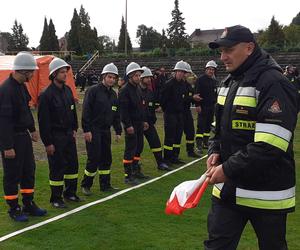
[1,0,299,48]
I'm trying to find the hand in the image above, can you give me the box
[206,153,220,170]
[4,149,16,159]
[46,145,55,156]
[143,122,149,131]
[126,126,134,134]
[206,164,227,184]
[73,130,77,139]
[84,132,92,143]
[155,107,162,113]
[115,134,121,142]
[193,94,202,102]
[195,106,202,114]
[30,131,39,142]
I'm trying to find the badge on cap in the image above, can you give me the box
[268,100,282,113]
[221,28,228,38]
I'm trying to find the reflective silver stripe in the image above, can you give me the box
[255,90,260,102]
[218,87,229,96]
[215,183,224,190]
[255,123,292,142]
[236,186,295,200]
[236,87,256,97]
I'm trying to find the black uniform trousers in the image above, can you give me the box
[144,123,163,165]
[2,132,35,209]
[196,106,214,147]
[204,198,288,250]
[183,109,195,153]
[81,130,112,190]
[163,113,184,160]
[48,131,79,202]
[123,122,144,178]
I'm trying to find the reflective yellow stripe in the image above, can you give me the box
[148,102,153,107]
[164,145,173,150]
[232,120,256,130]
[98,170,111,175]
[84,169,97,177]
[151,147,162,152]
[195,134,203,138]
[203,133,210,137]
[186,140,194,144]
[233,96,256,107]
[49,180,64,186]
[255,132,289,151]
[64,174,78,179]
[212,186,221,198]
[112,106,117,111]
[173,144,180,148]
[217,96,226,105]
[124,174,128,177]
[236,197,295,210]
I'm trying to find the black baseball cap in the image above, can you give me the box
[209,25,255,49]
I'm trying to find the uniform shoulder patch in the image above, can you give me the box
[268,100,282,114]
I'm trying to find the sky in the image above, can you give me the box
[1,0,299,48]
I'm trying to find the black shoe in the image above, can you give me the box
[101,186,119,192]
[64,194,83,202]
[81,187,92,196]
[23,201,47,216]
[51,200,67,209]
[8,206,28,222]
[157,162,172,171]
[133,171,150,180]
[187,151,201,158]
[124,177,139,186]
[170,158,185,165]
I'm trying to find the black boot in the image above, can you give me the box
[203,136,209,149]
[196,138,203,154]
[124,163,139,185]
[133,163,150,180]
[100,174,119,192]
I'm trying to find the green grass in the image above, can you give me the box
[0,97,299,249]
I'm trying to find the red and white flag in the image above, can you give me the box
[165,173,209,215]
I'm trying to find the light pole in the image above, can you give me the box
[125,0,128,56]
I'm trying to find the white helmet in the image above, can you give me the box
[49,57,70,77]
[205,60,218,69]
[101,63,118,76]
[126,62,144,76]
[185,62,193,73]
[12,52,38,71]
[141,66,153,78]
[173,60,188,72]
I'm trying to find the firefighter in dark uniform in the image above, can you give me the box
[140,66,171,171]
[204,25,298,250]
[88,70,99,86]
[183,62,201,158]
[160,61,189,164]
[0,52,47,222]
[284,65,300,112]
[195,60,218,153]
[81,63,122,195]
[119,62,149,185]
[38,58,81,208]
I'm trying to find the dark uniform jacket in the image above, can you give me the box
[119,82,146,129]
[81,83,122,135]
[195,74,217,107]
[0,74,36,150]
[209,48,298,213]
[183,81,195,111]
[159,77,187,114]
[140,86,159,125]
[38,82,78,146]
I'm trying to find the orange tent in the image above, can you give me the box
[0,55,78,107]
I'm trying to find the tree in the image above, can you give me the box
[265,16,285,48]
[98,35,116,52]
[117,16,132,53]
[167,0,189,48]
[9,20,29,51]
[39,17,50,51]
[48,19,59,51]
[136,24,161,50]
[291,12,300,25]
[283,25,300,47]
[67,8,82,54]
[160,29,169,50]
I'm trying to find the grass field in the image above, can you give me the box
[0,92,299,250]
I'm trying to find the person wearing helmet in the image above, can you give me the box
[80,63,122,195]
[182,62,201,158]
[38,57,81,208]
[139,66,172,171]
[119,62,149,185]
[159,60,189,164]
[0,52,47,222]
[194,60,218,154]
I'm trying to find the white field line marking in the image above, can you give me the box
[0,155,208,243]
